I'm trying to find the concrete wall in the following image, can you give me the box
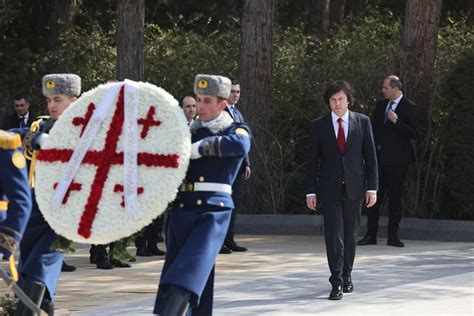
[236,214,474,242]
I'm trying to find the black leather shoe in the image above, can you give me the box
[329,286,343,300]
[387,239,405,247]
[157,234,165,243]
[136,247,153,256]
[61,261,76,272]
[219,245,232,254]
[357,235,377,246]
[343,278,353,293]
[227,244,248,252]
[148,246,166,256]
[96,258,114,269]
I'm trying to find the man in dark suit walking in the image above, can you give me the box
[221,79,251,254]
[306,81,378,300]
[358,75,418,248]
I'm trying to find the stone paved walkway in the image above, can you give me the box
[2,235,473,315]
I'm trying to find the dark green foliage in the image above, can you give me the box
[0,3,472,218]
[440,48,474,219]
[0,292,18,316]
[144,24,239,98]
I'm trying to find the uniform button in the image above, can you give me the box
[196,199,202,205]
[179,203,184,208]
[220,202,224,207]
[199,176,205,182]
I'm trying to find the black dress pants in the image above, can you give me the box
[323,186,361,287]
[367,164,408,239]
[224,176,242,246]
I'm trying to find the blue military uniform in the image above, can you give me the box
[11,117,65,313]
[0,130,32,261]
[12,74,81,314]
[154,74,252,316]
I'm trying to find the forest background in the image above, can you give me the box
[0,0,472,220]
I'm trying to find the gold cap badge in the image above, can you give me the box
[45,80,56,89]
[198,80,208,89]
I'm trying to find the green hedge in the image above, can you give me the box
[0,7,472,218]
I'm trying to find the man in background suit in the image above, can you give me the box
[306,81,378,300]
[6,95,35,129]
[221,79,251,254]
[179,95,197,125]
[0,107,7,130]
[358,75,418,248]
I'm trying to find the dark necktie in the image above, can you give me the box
[337,118,345,153]
[20,117,26,128]
[384,101,395,123]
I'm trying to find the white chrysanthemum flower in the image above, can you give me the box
[35,81,191,244]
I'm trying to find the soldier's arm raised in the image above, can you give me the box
[191,125,251,159]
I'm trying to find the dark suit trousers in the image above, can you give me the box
[323,186,361,287]
[90,244,108,261]
[367,164,408,239]
[224,176,242,246]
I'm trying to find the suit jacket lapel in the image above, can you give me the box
[346,111,357,152]
[323,114,340,152]
[394,96,406,115]
[225,105,234,120]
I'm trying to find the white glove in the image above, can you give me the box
[37,133,49,148]
[190,140,203,159]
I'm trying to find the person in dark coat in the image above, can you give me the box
[358,75,418,248]
[6,95,35,129]
[221,79,251,254]
[306,81,378,300]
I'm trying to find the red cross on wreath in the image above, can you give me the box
[138,106,161,139]
[72,103,95,136]
[37,86,180,239]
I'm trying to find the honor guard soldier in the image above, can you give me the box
[154,74,252,316]
[15,74,81,315]
[0,130,32,276]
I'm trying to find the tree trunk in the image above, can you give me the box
[48,0,78,50]
[239,0,275,212]
[302,0,329,39]
[347,0,366,15]
[399,0,443,216]
[399,0,443,139]
[329,0,346,25]
[316,0,330,40]
[116,0,145,81]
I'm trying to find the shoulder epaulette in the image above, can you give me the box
[0,130,22,150]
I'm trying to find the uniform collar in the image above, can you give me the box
[190,111,234,134]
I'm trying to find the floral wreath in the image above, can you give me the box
[35,81,191,244]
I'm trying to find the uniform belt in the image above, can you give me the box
[180,182,232,194]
